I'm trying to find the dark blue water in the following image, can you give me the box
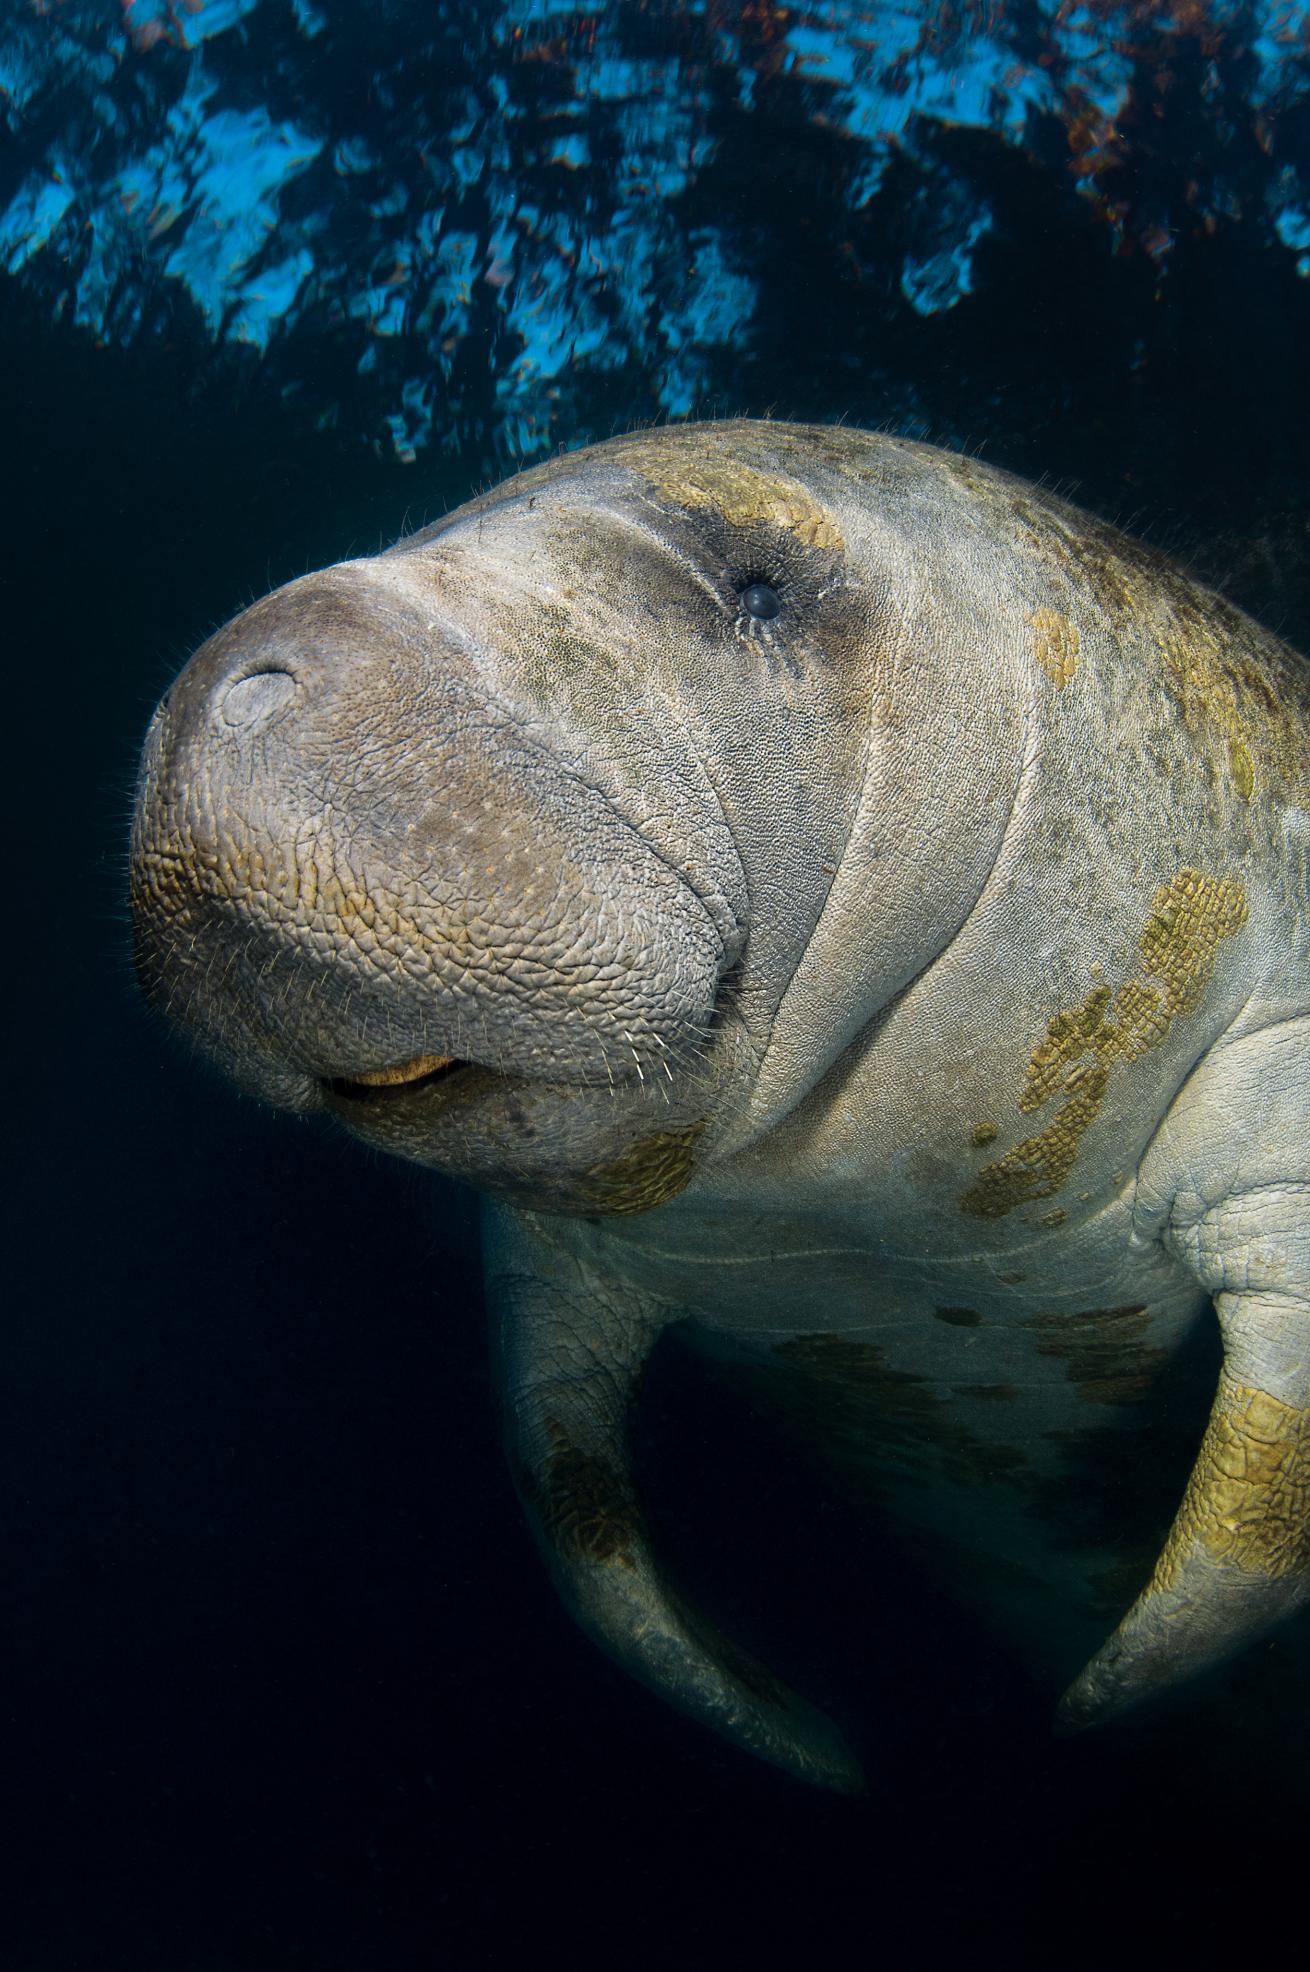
[7,4,1310,1966]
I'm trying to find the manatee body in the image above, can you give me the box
[131,422,1310,1789]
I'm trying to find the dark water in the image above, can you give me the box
[7,4,1310,1967]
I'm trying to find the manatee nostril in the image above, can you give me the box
[222,668,297,730]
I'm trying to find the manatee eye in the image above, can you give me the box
[739,581,781,621]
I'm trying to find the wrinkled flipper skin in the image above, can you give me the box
[486,1206,864,1792]
[1062,1018,1310,1727]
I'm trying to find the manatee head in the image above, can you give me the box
[131,422,1017,1212]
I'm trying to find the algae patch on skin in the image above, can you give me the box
[1024,1303,1165,1407]
[1157,617,1310,807]
[962,869,1248,1219]
[618,430,845,551]
[1148,1372,1310,1587]
[1028,607,1080,687]
[523,1419,641,1567]
[575,1122,706,1215]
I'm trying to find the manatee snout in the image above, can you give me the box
[131,548,738,1207]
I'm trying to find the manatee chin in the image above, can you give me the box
[132,845,729,1217]
[319,1050,713,1215]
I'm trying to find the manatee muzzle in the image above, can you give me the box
[130,562,733,1147]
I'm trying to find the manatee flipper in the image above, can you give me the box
[485,1205,864,1792]
[1060,1019,1310,1729]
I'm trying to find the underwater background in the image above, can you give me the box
[6,1,1310,1965]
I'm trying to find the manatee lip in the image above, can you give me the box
[324,1053,469,1103]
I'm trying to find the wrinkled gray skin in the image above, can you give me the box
[132,422,1310,1790]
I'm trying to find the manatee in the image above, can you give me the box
[130,421,1310,1790]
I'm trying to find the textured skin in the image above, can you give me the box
[131,422,1310,1787]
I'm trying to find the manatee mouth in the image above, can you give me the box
[324,1053,470,1103]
